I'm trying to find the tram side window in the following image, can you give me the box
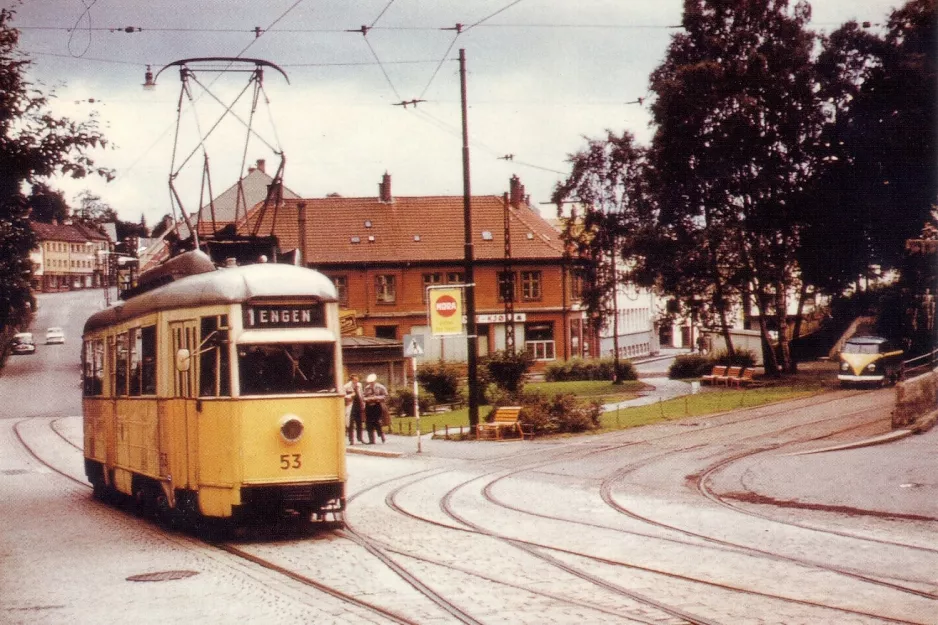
[129,326,157,396]
[114,332,129,396]
[82,339,105,396]
[238,343,335,395]
[199,315,230,397]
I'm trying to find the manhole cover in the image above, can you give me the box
[127,570,199,582]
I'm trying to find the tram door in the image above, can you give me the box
[169,321,199,488]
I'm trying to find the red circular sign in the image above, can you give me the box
[435,294,458,317]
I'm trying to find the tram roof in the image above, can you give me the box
[84,262,338,334]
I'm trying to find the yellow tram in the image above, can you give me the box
[82,251,346,527]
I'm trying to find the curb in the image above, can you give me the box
[346,446,404,458]
[785,429,915,456]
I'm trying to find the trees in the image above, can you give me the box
[552,130,653,381]
[0,8,112,330]
[804,0,936,293]
[647,0,821,375]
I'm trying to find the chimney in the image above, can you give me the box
[297,202,307,266]
[378,172,392,203]
[509,175,523,208]
[256,158,266,173]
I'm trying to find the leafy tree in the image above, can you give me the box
[26,183,69,223]
[648,0,821,375]
[804,0,936,293]
[552,130,654,381]
[0,8,112,330]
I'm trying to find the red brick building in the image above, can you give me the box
[245,175,593,367]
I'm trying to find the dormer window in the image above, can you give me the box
[526,232,534,240]
[481,231,493,240]
[413,235,421,242]
[364,220,373,228]
[351,236,361,244]
[368,235,376,243]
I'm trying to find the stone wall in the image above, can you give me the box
[892,368,938,431]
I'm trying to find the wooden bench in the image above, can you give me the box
[719,366,743,386]
[477,406,530,440]
[728,368,759,387]
[701,366,727,385]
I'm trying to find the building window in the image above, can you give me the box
[375,274,396,304]
[329,275,349,306]
[375,325,397,340]
[521,271,542,301]
[525,322,556,361]
[423,272,442,302]
[447,271,463,284]
[497,271,515,302]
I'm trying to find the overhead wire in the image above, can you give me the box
[114,0,306,186]
[66,0,97,57]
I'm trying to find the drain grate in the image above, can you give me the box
[127,570,199,583]
[2,469,30,475]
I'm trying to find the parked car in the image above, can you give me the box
[11,332,36,355]
[838,335,904,387]
[45,327,65,344]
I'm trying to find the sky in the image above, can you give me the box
[6,0,901,227]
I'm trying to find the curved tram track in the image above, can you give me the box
[12,417,482,625]
[364,392,936,624]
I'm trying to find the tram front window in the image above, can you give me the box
[238,343,336,395]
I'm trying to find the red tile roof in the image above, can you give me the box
[241,195,565,265]
[30,221,109,244]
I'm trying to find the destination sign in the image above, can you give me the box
[243,304,325,329]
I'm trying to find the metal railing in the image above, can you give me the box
[902,347,938,378]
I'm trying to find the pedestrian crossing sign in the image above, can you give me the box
[403,334,425,357]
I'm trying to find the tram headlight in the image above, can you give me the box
[279,414,304,444]
[840,362,850,371]
[866,363,877,372]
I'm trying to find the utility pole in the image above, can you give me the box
[459,48,479,433]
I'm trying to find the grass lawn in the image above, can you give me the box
[388,376,831,438]
[597,383,826,432]
[388,379,649,436]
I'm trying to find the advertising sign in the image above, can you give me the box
[428,287,464,336]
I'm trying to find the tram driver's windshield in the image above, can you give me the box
[238,343,336,395]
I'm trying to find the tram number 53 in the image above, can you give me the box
[280,454,302,470]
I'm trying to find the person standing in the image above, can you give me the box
[362,373,388,444]
[343,374,365,445]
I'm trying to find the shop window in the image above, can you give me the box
[525,322,556,361]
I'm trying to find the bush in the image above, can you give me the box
[668,354,714,379]
[416,362,462,404]
[483,349,533,393]
[391,386,434,417]
[712,349,757,368]
[510,391,603,436]
[545,357,637,382]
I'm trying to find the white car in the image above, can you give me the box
[45,327,65,345]
[11,332,36,354]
